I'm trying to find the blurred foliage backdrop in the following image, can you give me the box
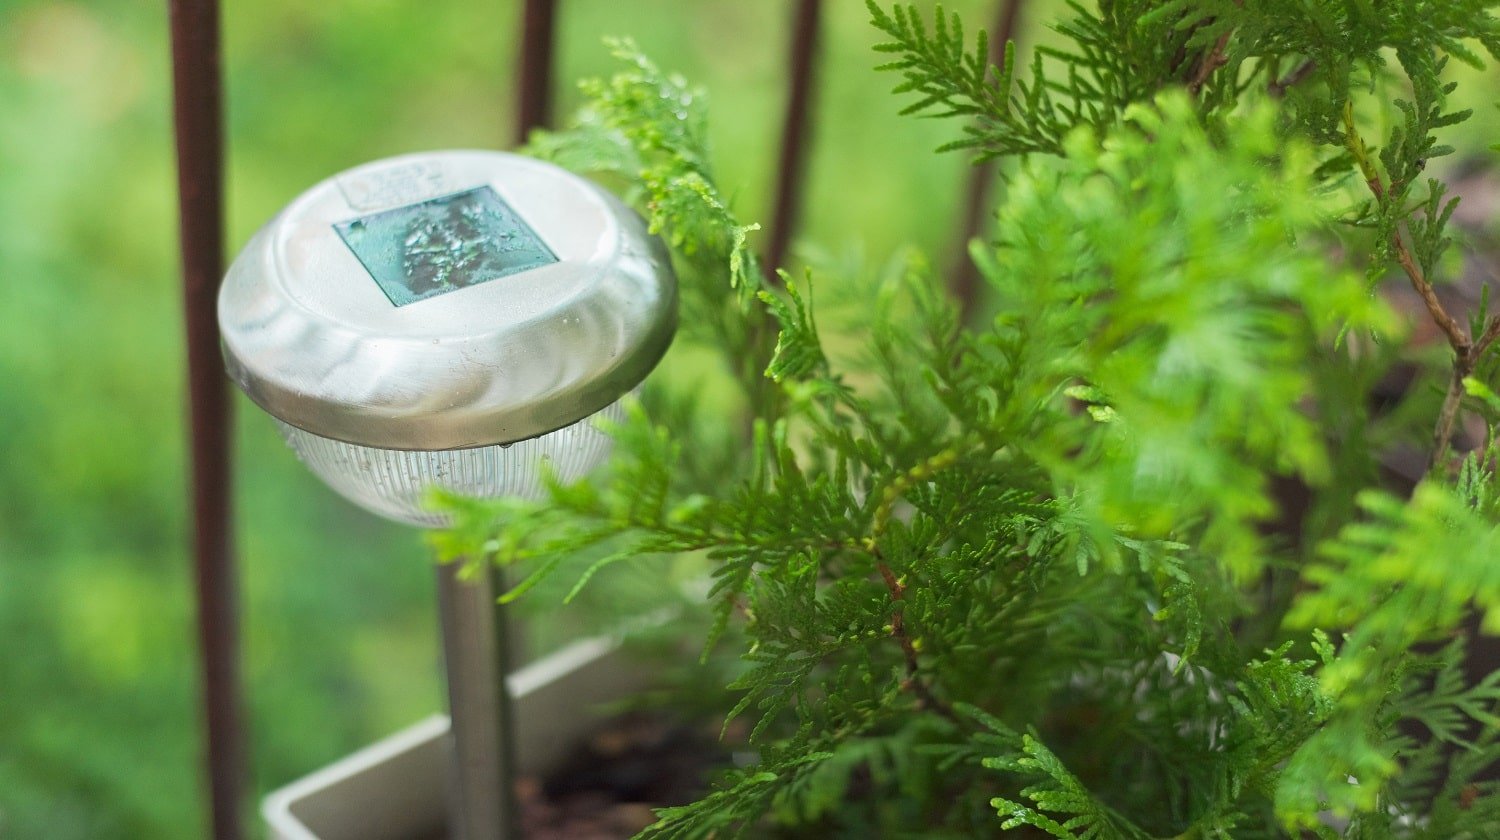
[1,0,1498,837]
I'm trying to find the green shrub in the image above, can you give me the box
[439,3,1500,835]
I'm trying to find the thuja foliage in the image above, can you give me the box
[434,3,1500,836]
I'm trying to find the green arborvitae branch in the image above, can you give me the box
[428,4,1500,836]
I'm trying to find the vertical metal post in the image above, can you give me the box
[947,0,1026,320]
[167,0,244,837]
[436,561,521,840]
[515,0,560,145]
[420,7,569,837]
[765,0,823,274]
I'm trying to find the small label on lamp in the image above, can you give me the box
[334,186,559,307]
[336,160,450,210]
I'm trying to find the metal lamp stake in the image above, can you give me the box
[218,151,677,839]
[437,561,521,839]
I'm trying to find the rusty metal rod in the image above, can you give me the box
[765,0,823,275]
[167,0,243,837]
[515,0,560,145]
[948,0,1026,320]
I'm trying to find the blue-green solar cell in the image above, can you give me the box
[334,186,558,307]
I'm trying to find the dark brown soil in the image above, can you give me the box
[514,711,732,840]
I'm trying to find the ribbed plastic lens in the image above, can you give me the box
[277,401,624,527]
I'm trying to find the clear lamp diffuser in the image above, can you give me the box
[276,400,624,526]
[218,151,677,527]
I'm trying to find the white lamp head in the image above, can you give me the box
[218,151,677,526]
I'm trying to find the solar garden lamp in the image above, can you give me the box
[218,151,677,839]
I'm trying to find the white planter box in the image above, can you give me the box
[263,632,653,840]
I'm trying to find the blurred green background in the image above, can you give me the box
[2,1,1498,837]
[0,1,998,836]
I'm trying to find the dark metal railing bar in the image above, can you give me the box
[515,0,561,145]
[765,0,823,275]
[948,0,1026,319]
[168,0,244,837]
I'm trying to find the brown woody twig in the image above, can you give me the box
[863,447,965,722]
[1268,58,1316,98]
[1343,107,1490,469]
[876,557,958,722]
[1187,29,1232,95]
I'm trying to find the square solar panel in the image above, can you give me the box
[334,186,558,307]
